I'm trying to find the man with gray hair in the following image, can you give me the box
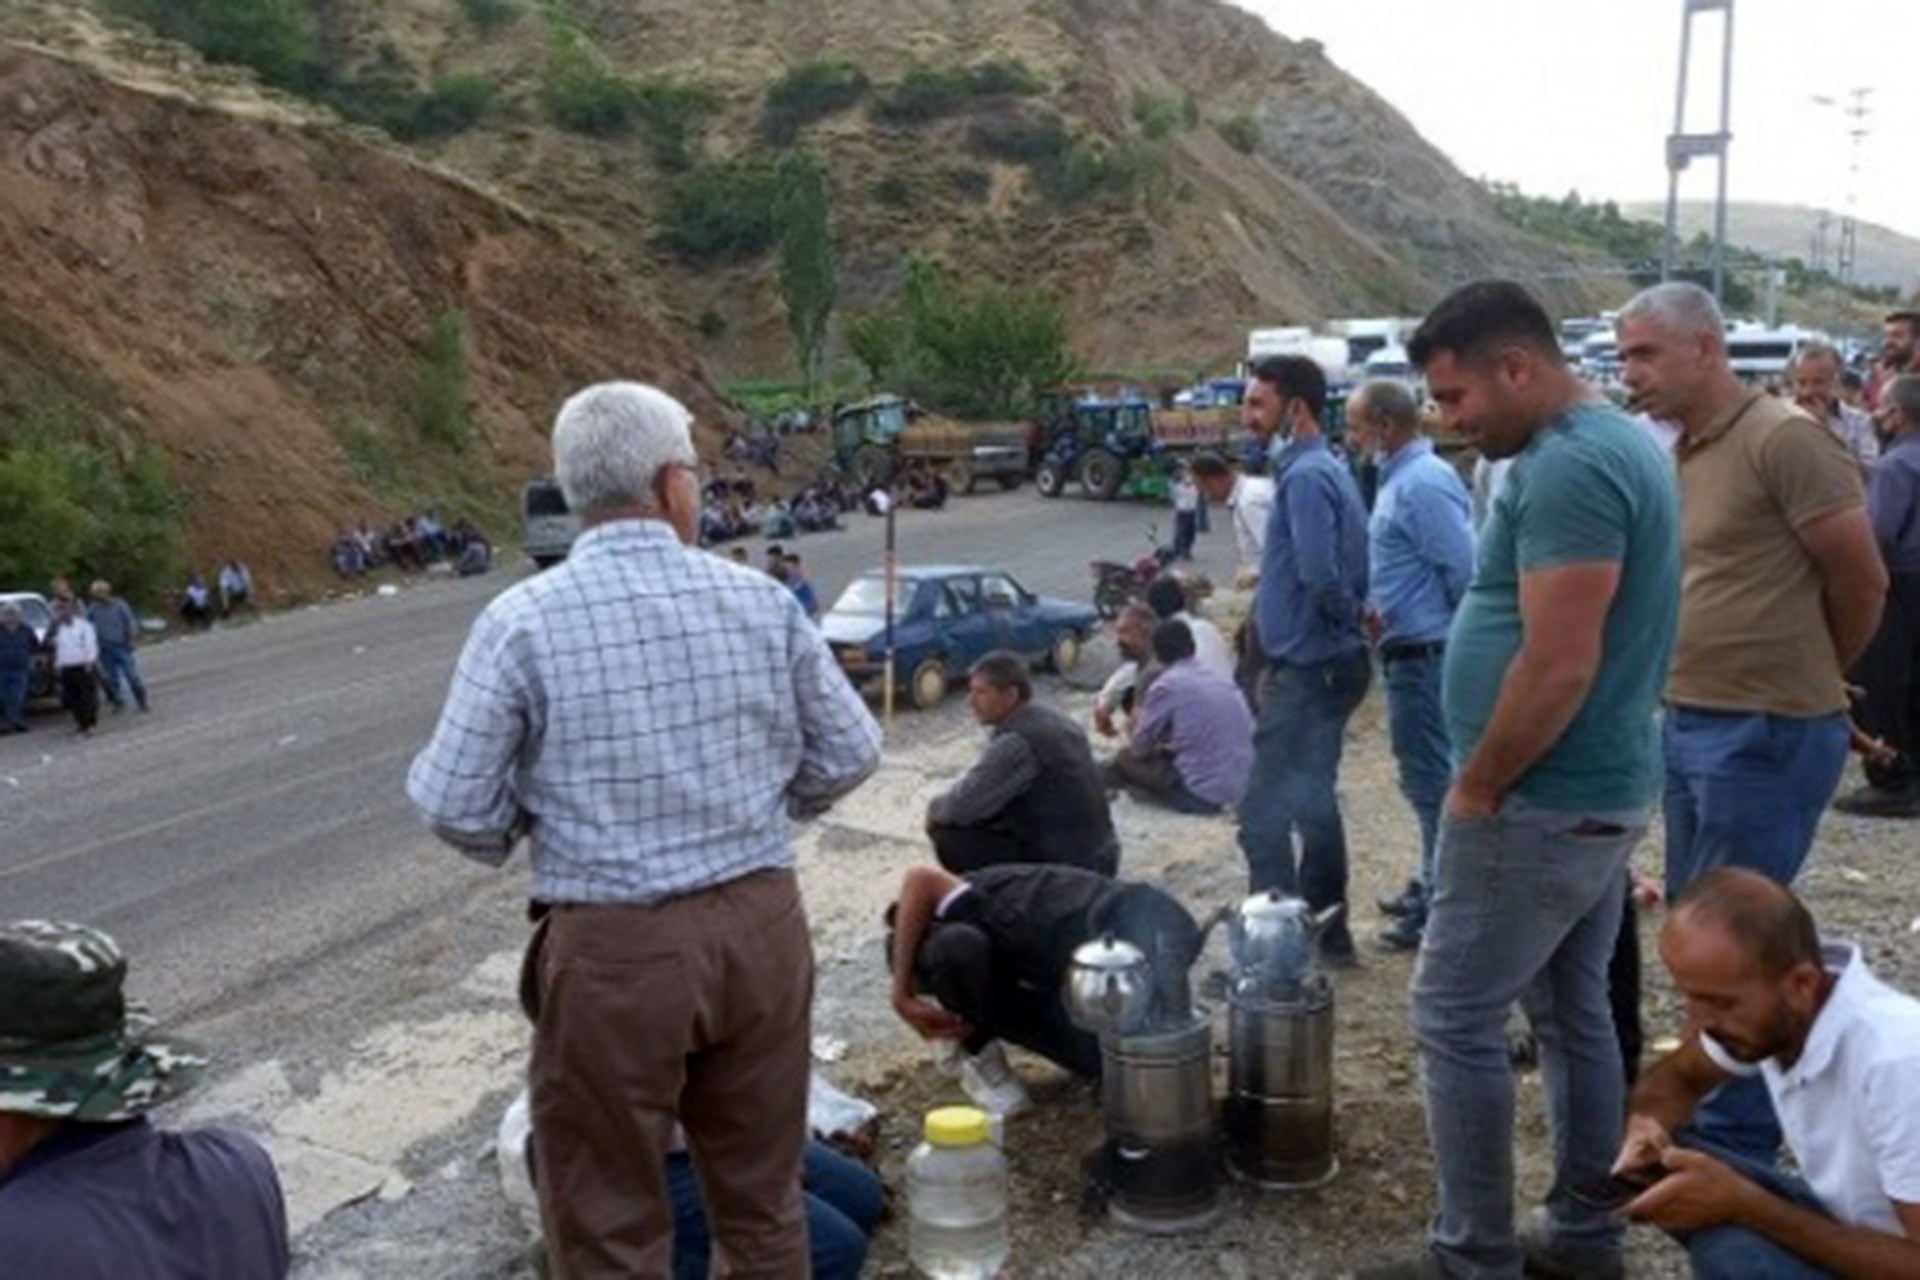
[1617,282,1886,1165]
[1343,379,1473,951]
[408,382,883,1277]
[1839,374,1920,817]
[1792,341,1880,468]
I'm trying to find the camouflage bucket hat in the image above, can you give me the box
[0,921,207,1122]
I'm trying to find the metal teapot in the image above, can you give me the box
[1065,935,1156,1038]
[1221,892,1343,990]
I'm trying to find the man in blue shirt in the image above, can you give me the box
[1346,379,1475,952]
[1362,282,1679,1280]
[1238,354,1372,966]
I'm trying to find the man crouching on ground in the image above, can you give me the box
[407,382,883,1279]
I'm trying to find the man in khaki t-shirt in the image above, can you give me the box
[1618,282,1887,1168]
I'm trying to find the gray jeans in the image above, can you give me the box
[1410,797,1647,1278]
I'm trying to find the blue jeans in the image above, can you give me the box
[1663,706,1848,1163]
[669,1143,881,1280]
[97,643,147,710]
[1384,651,1451,909]
[1238,648,1372,948]
[1676,1136,1837,1279]
[1411,798,1647,1278]
[0,668,26,729]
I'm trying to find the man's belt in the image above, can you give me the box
[1380,640,1446,665]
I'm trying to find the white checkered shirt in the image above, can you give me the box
[406,519,883,904]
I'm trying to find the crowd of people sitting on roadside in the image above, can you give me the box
[700,473,857,547]
[329,511,492,580]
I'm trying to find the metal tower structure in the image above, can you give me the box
[1836,88,1873,289]
[1661,0,1735,300]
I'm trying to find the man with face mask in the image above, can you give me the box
[1363,281,1680,1280]
[1344,379,1473,951]
[1616,868,1920,1279]
[1236,354,1372,967]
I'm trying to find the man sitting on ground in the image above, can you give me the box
[926,652,1119,877]
[0,920,289,1278]
[1105,621,1253,814]
[1145,576,1233,682]
[1092,603,1157,740]
[887,863,1203,1112]
[1617,868,1920,1279]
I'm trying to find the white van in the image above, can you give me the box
[520,479,580,569]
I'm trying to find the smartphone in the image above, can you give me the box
[1567,1165,1666,1212]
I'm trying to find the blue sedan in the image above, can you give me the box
[822,565,1100,710]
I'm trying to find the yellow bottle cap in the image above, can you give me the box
[924,1105,990,1148]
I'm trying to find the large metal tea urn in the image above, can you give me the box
[1217,891,1341,1189]
[1064,936,1220,1233]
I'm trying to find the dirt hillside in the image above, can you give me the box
[0,19,726,596]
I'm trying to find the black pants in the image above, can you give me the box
[59,665,98,731]
[930,822,1118,878]
[1852,570,1920,792]
[1103,751,1217,814]
[1172,510,1198,560]
[915,921,1103,1079]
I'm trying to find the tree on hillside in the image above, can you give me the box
[846,257,1075,420]
[774,152,837,398]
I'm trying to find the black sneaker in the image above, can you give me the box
[1519,1229,1624,1280]
[1377,912,1426,952]
[1833,784,1920,819]
[1377,878,1426,918]
[1319,931,1361,971]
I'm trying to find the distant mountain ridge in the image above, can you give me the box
[1625,200,1920,295]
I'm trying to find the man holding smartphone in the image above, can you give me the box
[1618,868,1920,1279]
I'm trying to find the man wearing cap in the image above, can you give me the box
[0,920,289,1278]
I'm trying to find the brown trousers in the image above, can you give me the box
[530,870,814,1280]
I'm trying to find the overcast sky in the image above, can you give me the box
[1232,0,1917,240]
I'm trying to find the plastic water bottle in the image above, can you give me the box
[907,1106,1009,1279]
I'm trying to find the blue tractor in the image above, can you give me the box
[1032,396,1169,501]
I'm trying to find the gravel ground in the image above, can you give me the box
[802,592,1920,1279]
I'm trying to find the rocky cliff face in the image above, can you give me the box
[0,23,725,591]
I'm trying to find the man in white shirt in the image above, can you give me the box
[1144,577,1232,682]
[1794,342,1882,470]
[1190,452,1274,589]
[51,600,99,736]
[1617,868,1920,1280]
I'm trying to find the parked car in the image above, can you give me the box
[822,565,1099,710]
[0,591,57,705]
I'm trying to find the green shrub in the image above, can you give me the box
[762,59,869,144]
[413,310,472,450]
[0,408,184,608]
[325,66,497,140]
[541,29,637,135]
[1032,137,1144,204]
[660,159,783,263]
[412,73,498,136]
[966,59,1042,97]
[629,79,714,171]
[115,0,314,89]
[967,110,1070,164]
[459,0,518,31]
[1131,90,1184,141]
[695,308,728,339]
[873,59,1040,124]
[1218,113,1262,155]
[873,174,914,208]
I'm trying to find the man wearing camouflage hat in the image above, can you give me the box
[0,920,289,1277]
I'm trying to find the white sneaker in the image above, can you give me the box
[959,1041,1031,1117]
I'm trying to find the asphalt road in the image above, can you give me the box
[0,490,1239,1071]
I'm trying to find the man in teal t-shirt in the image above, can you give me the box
[1362,282,1679,1280]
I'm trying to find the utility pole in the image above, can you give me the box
[1661,0,1735,300]
[1837,87,1873,290]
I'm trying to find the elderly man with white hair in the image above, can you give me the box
[408,382,883,1278]
[1617,282,1886,1167]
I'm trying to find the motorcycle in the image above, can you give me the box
[1091,525,1213,620]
